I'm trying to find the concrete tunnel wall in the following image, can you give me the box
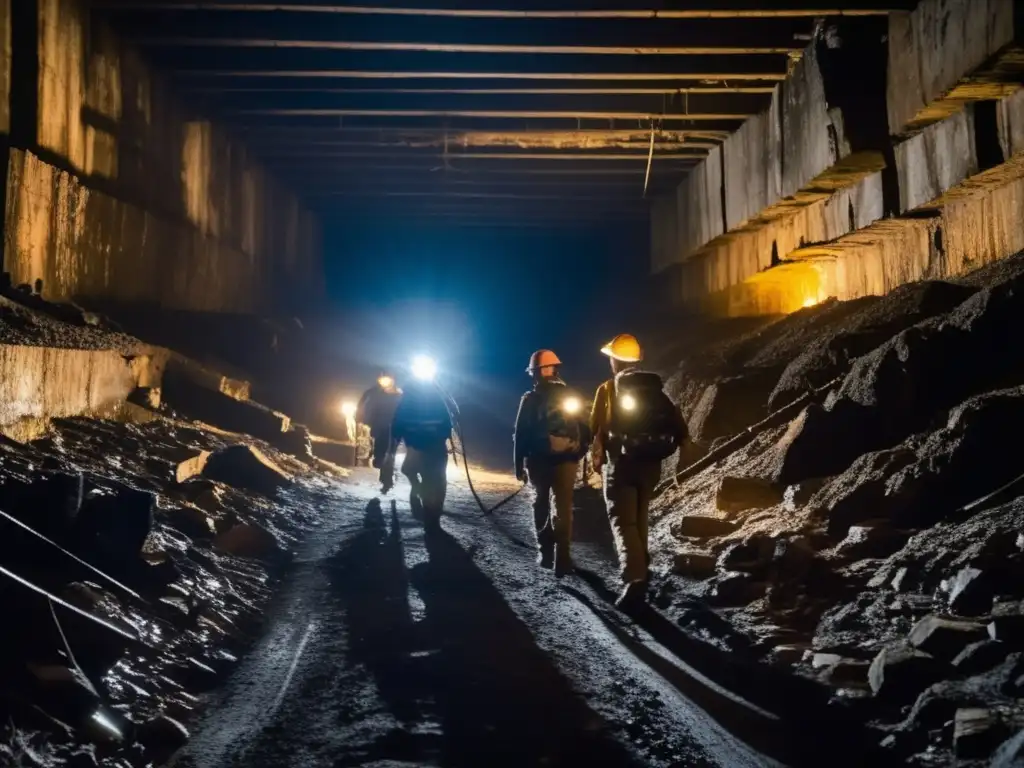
[0,0,324,314]
[651,0,1024,317]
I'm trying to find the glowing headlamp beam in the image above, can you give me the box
[562,396,581,415]
[620,394,637,411]
[340,400,357,418]
[411,354,437,381]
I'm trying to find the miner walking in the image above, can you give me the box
[513,349,590,575]
[390,374,453,532]
[589,334,689,612]
[356,371,402,493]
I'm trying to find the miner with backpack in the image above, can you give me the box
[589,334,689,611]
[513,349,591,575]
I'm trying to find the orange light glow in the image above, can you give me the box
[802,297,818,308]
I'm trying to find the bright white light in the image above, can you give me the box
[340,400,357,418]
[620,394,637,412]
[378,375,394,389]
[411,354,437,381]
[563,396,581,415]
[802,296,818,308]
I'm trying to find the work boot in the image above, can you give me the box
[380,472,394,495]
[553,543,573,577]
[615,580,647,614]
[537,545,554,570]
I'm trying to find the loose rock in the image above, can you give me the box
[908,615,988,661]
[868,644,947,703]
[675,515,738,539]
[715,476,783,514]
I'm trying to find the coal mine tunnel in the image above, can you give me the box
[6,0,1024,766]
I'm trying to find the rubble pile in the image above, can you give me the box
[650,251,1024,766]
[0,296,338,766]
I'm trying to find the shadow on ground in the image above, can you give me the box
[328,498,644,768]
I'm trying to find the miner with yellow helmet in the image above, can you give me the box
[589,334,689,612]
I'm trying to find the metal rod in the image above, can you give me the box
[174,70,789,81]
[257,151,706,160]
[137,38,799,55]
[95,3,900,19]
[0,564,145,645]
[232,108,750,120]
[183,85,778,95]
[0,506,146,604]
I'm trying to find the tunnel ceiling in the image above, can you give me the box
[93,0,914,231]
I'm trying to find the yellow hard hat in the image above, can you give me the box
[600,333,643,362]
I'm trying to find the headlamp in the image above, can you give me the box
[411,354,437,381]
[378,375,394,389]
[620,394,637,412]
[340,401,357,418]
[562,396,581,415]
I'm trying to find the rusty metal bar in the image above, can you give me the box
[174,69,790,81]
[136,38,799,55]
[255,150,708,159]
[184,85,778,94]
[232,107,750,120]
[95,2,901,18]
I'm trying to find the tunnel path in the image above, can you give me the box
[171,468,783,768]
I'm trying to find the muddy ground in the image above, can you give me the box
[646,251,1024,767]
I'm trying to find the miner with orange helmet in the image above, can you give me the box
[590,334,689,613]
[513,349,591,575]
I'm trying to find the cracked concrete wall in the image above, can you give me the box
[655,0,1024,318]
[0,0,323,313]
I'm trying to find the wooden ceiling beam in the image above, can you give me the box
[170,68,789,81]
[133,37,801,55]
[94,3,905,19]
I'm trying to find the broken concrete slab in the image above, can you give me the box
[161,366,290,445]
[196,445,292,498]
[310,437,356,467]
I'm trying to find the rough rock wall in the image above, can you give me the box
[0,0,322,313]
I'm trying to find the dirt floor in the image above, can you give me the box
[643,250,1024,767]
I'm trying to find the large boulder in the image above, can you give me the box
[772,272,1024,486]
[688,366,783,442]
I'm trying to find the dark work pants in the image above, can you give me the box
[528,459,577,561]
[371,428,397,484]
[602,459,661,585]
[401,445,448,518]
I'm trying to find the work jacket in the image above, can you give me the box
[391,382,453,453]
[356,384,401,433]
[513,377,586,476]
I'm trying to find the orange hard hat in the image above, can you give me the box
[527,349,562,373]
[600,334,643,362]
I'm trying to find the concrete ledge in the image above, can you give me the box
[713,152,1024,316]
[310,437,356,468]
[653,24,889,279]
[0,344,144,439]
[887,0,1024,137]
[160,366,291,443]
